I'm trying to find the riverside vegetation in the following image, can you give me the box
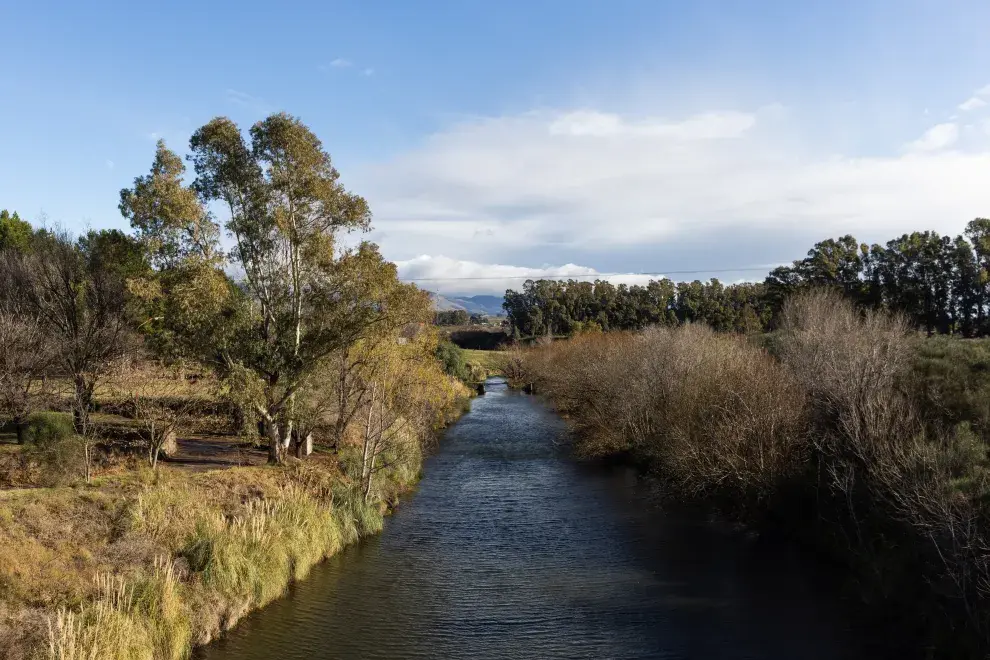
[0,113,469,659]
[518,290,990,658]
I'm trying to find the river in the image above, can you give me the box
[200,377,874,660]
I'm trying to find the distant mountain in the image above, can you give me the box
[454,295,505,316]
[430,293,466,312]
[429,293,505,316]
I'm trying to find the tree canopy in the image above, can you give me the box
[504,221,990,339]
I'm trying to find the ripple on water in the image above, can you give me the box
[199,378,870,660]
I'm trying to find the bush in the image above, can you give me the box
[522,290,990,655]
[435,340,470,382]
[22,415,88,487]
[22,412,74,446]
[523,326,807,502]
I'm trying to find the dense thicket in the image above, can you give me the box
[521,291,990,658]
[504,221,990,338]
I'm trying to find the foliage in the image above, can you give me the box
[521,291,990,657]
[0,210,33,254]
[503,277,767,337]
[435,340,470,382]
[0,229,136,444]
[21,412,74,447]
[504,220,990,339]
[434,309,470,326]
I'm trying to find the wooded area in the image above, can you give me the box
[504,225,990,338]
[0,113,467,660]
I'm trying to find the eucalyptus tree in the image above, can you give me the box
[127,113,368,464]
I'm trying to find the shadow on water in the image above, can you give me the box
[199,377,878,660]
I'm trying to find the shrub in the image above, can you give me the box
[26,434,88,487]
[23,412,74,447]
[435,340,470,382]
[522,326,808,502]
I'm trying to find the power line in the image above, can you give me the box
[400,265,778,282]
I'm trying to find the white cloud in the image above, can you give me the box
[395,255,656,294]
[959,97,987,111]
[105,160,114,170]
[976,84,990,97]
[362,67,374,76]
[548,110,755,139]
[356,103,990,289]
[330,58,352,68]
[147,132,159,141]
[904,123,959,152]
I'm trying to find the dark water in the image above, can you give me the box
[200,378,871,660]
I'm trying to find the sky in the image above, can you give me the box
[2,0,990,295]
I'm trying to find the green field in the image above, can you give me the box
[460,349,506,376]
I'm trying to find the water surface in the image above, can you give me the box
[200,378,870,660]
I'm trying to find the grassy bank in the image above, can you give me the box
[0,374,471,660]
[521,290,990,658]
[0,454,403,660]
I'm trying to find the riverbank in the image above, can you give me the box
[519,291,990,659]
[0,385,474,660]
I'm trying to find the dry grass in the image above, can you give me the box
[0,454,401,660]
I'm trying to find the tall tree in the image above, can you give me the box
[0,253,54,443]
[186,113,373,463]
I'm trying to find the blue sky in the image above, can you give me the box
[3,1,990,294]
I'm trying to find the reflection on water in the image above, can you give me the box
[199,378,870,660]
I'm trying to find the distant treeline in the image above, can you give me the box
[503,219,990,338]
[433,309,488,326]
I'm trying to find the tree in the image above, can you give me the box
[119,140,219,270]
[183,113,373,463]
[11,231,134,442]
[115,363,200,469]
[0,210,33,254]
[294,249,433,456]
[797,235,865,298]
[0,253,54,443]
[434,309,469,326]
[358,328,456,501]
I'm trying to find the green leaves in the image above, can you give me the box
[0,210,34,254]
[119,141,220,270]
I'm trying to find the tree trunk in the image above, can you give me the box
[364,450,377,503]
[73,375,92,437]
[260,416,283,464]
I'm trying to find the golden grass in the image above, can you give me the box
[0,455,400,660]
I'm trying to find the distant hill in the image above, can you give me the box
[429,293,505,316]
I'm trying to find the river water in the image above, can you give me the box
[200,378,873,660]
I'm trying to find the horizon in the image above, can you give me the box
[3,1,990,294]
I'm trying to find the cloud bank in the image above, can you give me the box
[356,84,990,293]
[394,255,660,295]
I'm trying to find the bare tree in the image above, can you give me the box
[115,364,200,469]
[12,231,135,438]
[0,252,55,442]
